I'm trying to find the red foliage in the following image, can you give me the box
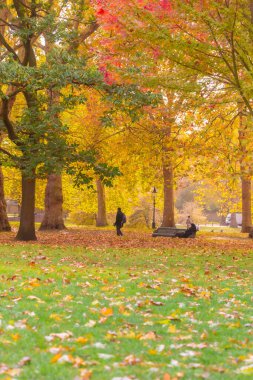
[99,64,115,85]
[93,0,173,30]
[160,0,172,12]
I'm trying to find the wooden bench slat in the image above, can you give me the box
[152,227,187,237]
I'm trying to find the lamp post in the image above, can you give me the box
[152,187,157,229]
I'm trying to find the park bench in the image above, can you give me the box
[152,227,196,238]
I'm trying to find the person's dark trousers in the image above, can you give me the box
[116,225,123,236]
[175,232,185,238]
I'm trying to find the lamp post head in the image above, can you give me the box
[152,187,157,196]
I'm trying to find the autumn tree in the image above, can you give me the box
[0,0,121,240]
[39,1,100,231]
[94,0,253,232]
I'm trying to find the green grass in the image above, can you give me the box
[0,245,252,379]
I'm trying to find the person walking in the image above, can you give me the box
[114,207,124,236]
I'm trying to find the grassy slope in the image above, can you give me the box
[0,244,252,379]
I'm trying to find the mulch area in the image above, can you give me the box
[0,228,252,253]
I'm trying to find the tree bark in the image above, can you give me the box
[241,176,252,232]
[16,173,36,241]
[238,108,252,233]
[250,0,253,23]
[230,213,238,228]
[39,174,66,230]
[161,161,175,227]
[96,179,108,227]
[0,166,11,231]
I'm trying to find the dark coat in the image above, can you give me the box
[175,223,197,238]
[184,223,197,237]
[115,210,124,227]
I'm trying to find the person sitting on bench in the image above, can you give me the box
[176,223,197,238]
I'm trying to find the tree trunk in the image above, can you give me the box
[39,174,66,230]
[16,173,36,241]
[230,213,238,228]
[241,176,252,232]
[220,215,226,226]
[0,166,11,231]
[161,161,175,227]
[250,0,253,23]
[238,108,252,233]
[96,179,108,227]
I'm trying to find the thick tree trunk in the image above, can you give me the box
[238,108,252,233]
[250,0,253,23]
[0,166,11,231]
[241,176,252,232]
[16,173,36,241]
[161,161,175,227]
[39,174,66,230]
[96,179,108,227]
[230,213,238,228]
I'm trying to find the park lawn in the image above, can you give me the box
[0,244,252,380]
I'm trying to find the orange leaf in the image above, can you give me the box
[51,353,62,363]
[100,307,113,317]
[11,333,21,342]
[76,337,89,344]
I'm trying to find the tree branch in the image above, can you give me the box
[0,33,21,62]
[0,146,15,159]
[1,98,18,142]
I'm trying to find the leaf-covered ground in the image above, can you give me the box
[0,228,252,252]
[0,233,252,379]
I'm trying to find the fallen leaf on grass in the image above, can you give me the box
[34,255,47,260]
[150,300,164,306]
[140,331,158,340]
[13,297,22,303]
[54,354,73,364]
[168,325,177,333]
[48,347,65,354]
[100,307,113,317]
[121,354,141,366]
[75,369,92,380]
[50,314,62,321]
[180,350,200,357]
[85,320,96,327]
[51,354,86,367]
[6,368,22,376]
[76,337,89,344]
[45,331,73,342]
[187,342,208,349]
[237,364,253,374]
[0,364,22,377]
[18,356,31,367]
[11,333,21,341]
[63,295,73,302]
[97,353,114,359]
[92,342,106,349]
[27,295,45,303]
[28,278,41,287]
[23,311,35,317]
